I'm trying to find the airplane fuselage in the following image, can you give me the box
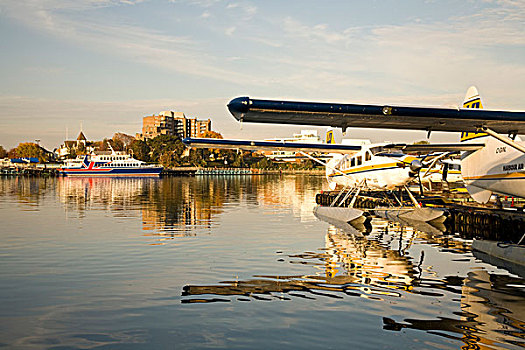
[327,149,418,190]
[462,137,525,198]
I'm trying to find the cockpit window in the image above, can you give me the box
[376,151,405,157]
[369,146,383,155]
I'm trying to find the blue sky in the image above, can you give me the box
[1,0,524,150]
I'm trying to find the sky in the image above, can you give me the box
[1,0,524,150]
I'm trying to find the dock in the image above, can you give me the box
[315,190,525,243]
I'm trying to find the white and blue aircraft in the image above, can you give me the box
[183,126,475,198]
[219,87,525,203]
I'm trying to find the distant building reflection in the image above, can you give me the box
[0,177,55,208]
[57,177,222,236]
[55,175,325,239]
[254,174,326,222]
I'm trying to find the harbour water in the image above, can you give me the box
[0,176,524,349]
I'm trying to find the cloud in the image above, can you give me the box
[226,2,256,17]
[282,17,346,44]
[1,0,524,110]
[224,26,236,36]
[1,1,255,85]
[169,0,223,7]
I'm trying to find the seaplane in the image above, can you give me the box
[222,87,525,204]
[183,127,454,226]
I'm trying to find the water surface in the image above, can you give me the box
[0,176,523,349]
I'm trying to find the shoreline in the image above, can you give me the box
[0,166,325,177]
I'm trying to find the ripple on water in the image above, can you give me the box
[0,176,523,350]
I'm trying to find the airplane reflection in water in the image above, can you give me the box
[182,220,524,348]
[384,270,525,350]
[183,221,471,301]
[183,224,418,302]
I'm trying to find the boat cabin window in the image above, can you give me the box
[351,158,355,167]
[357,156,362,166]
[365,151,372,161]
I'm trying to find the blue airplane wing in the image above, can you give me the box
[182,138,361,154]
[383,143,485,153]
[227,97,525,134]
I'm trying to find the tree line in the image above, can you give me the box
[1,131,320,170]
[0,143,50,162]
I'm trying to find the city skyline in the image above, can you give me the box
[1,0,524,149]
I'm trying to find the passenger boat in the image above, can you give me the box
[59,151,162,177]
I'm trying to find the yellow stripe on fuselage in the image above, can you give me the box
[328,162,400,177]
[463,172,525,180]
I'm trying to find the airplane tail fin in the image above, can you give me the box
[325,128,339,189]
[460,86,488,142]
[462,86,483,109]
[326,129,335,144]
[460,86,492,203]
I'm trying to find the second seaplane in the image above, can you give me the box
[183,130,455,226]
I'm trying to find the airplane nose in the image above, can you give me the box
[410,159,423,173]
[227,97,250,120]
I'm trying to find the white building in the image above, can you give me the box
[265,130,322,161]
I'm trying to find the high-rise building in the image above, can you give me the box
[136,111,212,140]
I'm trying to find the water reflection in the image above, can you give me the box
[1,175,524,349]
[1,175,324,238]
[183,224,418,302]
[384,270,525,349]
[182,220,525,348]
[0,176,55,209]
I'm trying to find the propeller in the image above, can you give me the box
[421,152,452,178]
[409,159,423,173]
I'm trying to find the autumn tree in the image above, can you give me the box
[199,131,223,139]
[113,133,135,149]
[109,138,124,151]
[129,139,151,162]
[0,145,7,158]
[76,142,86,155]
[187,149,206,167]
[148,135,185,168]
[12,142,48,162]
[7,148,17,158]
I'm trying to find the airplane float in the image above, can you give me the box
[218,87,525,204]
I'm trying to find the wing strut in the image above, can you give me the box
[480,127,525,154]
[298,151,350,178]
[404,185,422,208]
